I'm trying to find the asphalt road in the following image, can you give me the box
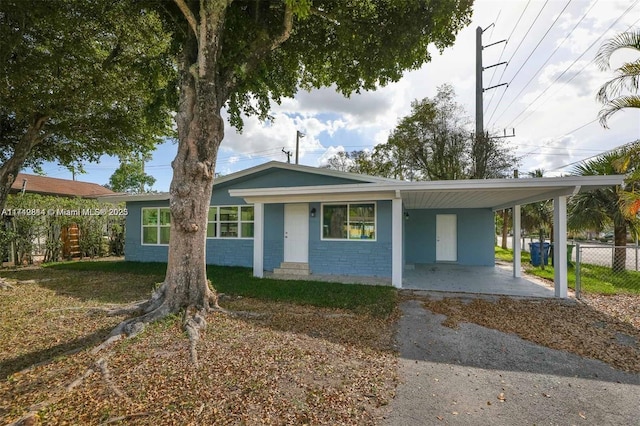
[384,299,640,426]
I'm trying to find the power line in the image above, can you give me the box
[509,12,640,130]
[484,0,532,115]
[547,140,639,172]
[488,0,573,126]
[508,0,565,86]
[519,119,598,159]
[488,0,598,129]
[485,0,549,125]
[496,0,640,127]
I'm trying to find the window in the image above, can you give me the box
[142,207,171,245]
[207,205,254,238]
[322,202,376,240]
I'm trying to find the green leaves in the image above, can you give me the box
[0,0,176,170]
[595,30,640,128]
[324,84,518,181]
[219,0,473,130]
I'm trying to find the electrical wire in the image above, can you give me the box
[488,0,573,126]
[498,0,640,130]
[485,0,549,125]
[519,119,598,159]
[546,140,639,172]
[484,0,532,115]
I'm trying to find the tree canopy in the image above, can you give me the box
[324,84,518,180]
[106,154,157,194]
[0,0,175,207]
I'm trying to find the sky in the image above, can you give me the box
[30,0,640,191]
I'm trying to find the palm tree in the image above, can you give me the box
[595,30,640,128]
[568,149,639,272]
[612,140,640,218]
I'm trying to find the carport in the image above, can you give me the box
[397,175,624,297]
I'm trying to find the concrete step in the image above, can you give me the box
[273,267,310,276]
[273,262,310,276]
[280,262,310,270]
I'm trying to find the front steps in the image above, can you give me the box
[273,262,310,276]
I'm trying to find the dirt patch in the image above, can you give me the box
[420,296,640,373]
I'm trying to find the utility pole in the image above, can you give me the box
[475,24,508,179]
[295,130,304,165]
[475,26,484,144]
[282,147,292,164]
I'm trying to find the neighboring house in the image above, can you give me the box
[4,173,117,262]
[10,173,116,198]
[103,161,623,298]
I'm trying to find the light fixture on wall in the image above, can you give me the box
[310,207,316,218]
[404,211,410,220]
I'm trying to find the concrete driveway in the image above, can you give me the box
[403,263,554,298]
[384,299,640,425]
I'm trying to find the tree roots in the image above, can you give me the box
[10,280,222,423]
[0,277,15,290]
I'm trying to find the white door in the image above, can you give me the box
[284,203,309,263]
[436,214,457,262]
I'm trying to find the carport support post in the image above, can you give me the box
[553,196,568,298]
[253,202,264,278]
[512,204,521,278]
[392,197,403,288]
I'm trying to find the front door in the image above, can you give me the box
[436,214,457,262]
[284,203,309,263]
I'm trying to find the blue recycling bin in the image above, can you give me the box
[529,242,550,266]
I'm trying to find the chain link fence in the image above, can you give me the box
[574,242,640,299]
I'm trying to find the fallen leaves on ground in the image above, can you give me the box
[1,281,397,425]
[581,293,640,329]
[421,296,640,373]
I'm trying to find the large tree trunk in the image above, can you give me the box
[501,209,509,250]
[111,3,227,338]
[0,115,48,210]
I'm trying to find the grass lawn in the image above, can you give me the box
[495,246,640,295]
[0,260,398,425]
[40,260,397,317]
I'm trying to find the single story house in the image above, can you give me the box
[102,161,623,298]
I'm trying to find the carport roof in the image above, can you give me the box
[229,175,625,210]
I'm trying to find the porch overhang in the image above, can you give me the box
[229,175,623,210]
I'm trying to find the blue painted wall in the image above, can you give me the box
[206,239,253,267]
[125,167,493,272]
[125,167,368,266]
[404,208,495,266]
[124,200,169,262]
[308,200,392,277]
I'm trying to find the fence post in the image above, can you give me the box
[635,236,638,272]
[575,242,581,300]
